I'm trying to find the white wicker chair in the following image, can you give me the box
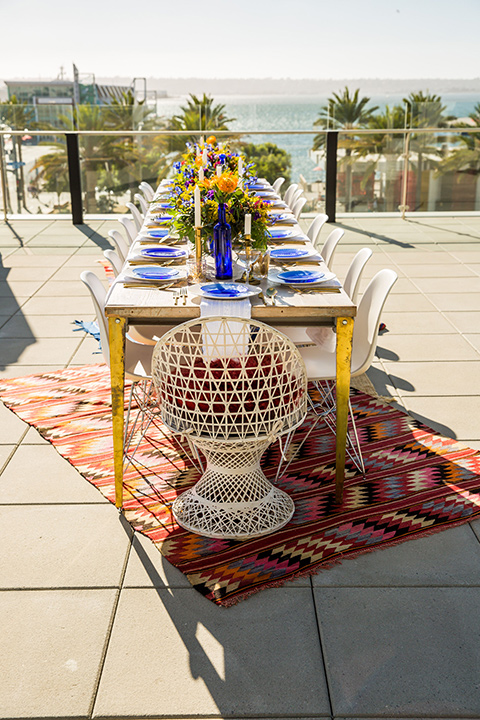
[152,317,308,540]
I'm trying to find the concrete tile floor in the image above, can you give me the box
[1,216,480,719]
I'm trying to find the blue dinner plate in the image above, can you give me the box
[140,247,186,259]
[269,228,295,239]
[200,283,250,298]
[278,269,325,284]
[131,267,179,281]
[151,215,173,223]
[154,203,174,209]
[145,229,169,239]
[270,248,310,259]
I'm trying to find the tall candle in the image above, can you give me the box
[244,213,251,235]
[199,167,204,182]
[194,185,201,227]
[238,156,243,177]
[216,165,222,177]
[202,147,207,165]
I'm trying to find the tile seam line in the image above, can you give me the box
[88,520,133,719]
[310,580,334,720]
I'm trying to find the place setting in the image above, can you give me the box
[116,264,188,289]
[127,245,189,265]
[268,266,341,293]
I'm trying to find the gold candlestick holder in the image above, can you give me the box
[192,225,203,281]
[244,233,253,282]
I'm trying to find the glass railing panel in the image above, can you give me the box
[0,133,71,215]
[78,132,175,214]
[334,132,407,214]
[412,129,480,212]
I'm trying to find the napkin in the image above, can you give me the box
[200,298,251,360]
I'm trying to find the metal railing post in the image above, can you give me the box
[66,133,83,225]
[0,135,9,221]
[325,131,338,223]
[400,132,410,220]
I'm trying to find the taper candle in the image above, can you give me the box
[244,213,251,235]
[194,185,201,227]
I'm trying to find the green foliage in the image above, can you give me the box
[168,94,236,153]
[0,95,37,130]
[313,87,379,151]
[242,142,291,185]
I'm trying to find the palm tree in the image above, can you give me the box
[168,94,235,153]
[0,96,38,212]
[358,104,406,211]
[313,87,379,211]
[403,91,450,209]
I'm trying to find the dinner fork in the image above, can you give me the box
[173,288,181,306]
[181,286,188,305]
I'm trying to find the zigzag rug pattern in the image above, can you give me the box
[1,364,480,607]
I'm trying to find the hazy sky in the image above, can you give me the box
[0,0,478,80]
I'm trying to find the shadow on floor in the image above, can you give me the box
[334,222,415,249]
[76,224,114,251]
[0,253,36,370]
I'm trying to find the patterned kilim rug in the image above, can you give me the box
[1,363,480,607]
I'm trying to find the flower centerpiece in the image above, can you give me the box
[171,162,271,252]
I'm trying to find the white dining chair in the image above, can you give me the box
[269,247,373,349]
[151,316,308,540]
[319,228,344,268]
[134,193,149,217]
[126,202,143,233]
[298,269,398,474]
[291,196,307,219]
[103,249,123,277]
[118,216,137,244]
[343,248,373,303]
[108,229,130,262]
[139,181,154,202]
[272,177,285,194]
[306,213,329,245]
[283,183,299,207]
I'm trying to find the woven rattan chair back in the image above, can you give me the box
[152,316,308,442]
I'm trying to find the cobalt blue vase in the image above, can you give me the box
[213,203,233,279]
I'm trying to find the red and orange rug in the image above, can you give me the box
[1,363,480,607]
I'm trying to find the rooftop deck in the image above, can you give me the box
[1,215,480,719]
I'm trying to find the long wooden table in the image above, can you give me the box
[105,274,356,509]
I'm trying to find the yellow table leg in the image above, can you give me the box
[108,316,126,509]
[335,316,354,504]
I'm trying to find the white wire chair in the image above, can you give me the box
[134,193,149,217]
[272,177,285,194]
[152,317,308,540]
[126,202,143,232]
[139,181,155,202]
[306,213,329,244]
[291,196,306,219]
[118,216,137,244]
[295,269,398,475]
[108,229,130,262]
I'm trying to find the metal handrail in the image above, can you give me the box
[0,127,479,136]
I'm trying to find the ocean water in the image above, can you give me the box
[157,93,480,183]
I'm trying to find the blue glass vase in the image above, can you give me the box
[213,203,233,279]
